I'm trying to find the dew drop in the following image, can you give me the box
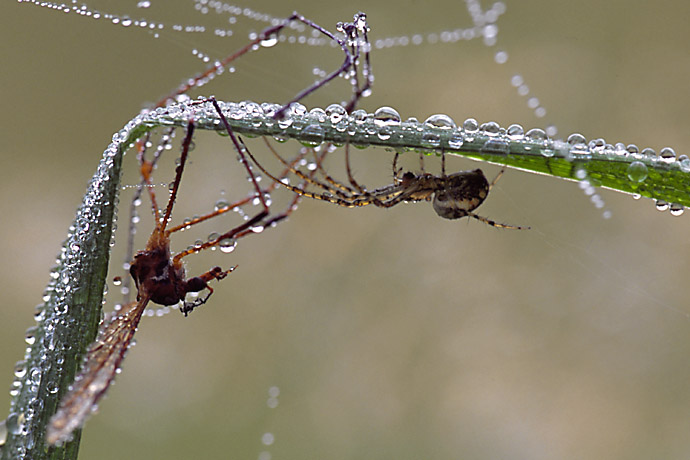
[626,161,648,183]
[421,132,441,148]
[525,128,547,141]
[260,36,278,48]
[299,124,325,147]
[678,155,690,173]
[670,203,685,216]
[494,50,508,64]
[215,199,230,211]
[350,109,368,125]
[481,138,510,155]
[660,147,676,163]
[13,361,27,379]
[540,146,555,158]
[219,238,237,253]
[569,143,591,159]
[277,116,293,130]
[0,419,6,446]
[448,131,465,149]
[24,327,37,346]
[373,106,401,126]
[6,412,24,436]
[47,381,59,394]
[506,124,524,140]
[480,121,501,136]
[288,102,307,118]
[567,133,587,145]
[326,104,347,124]
[262,432,275,446]
[463,118,479,133]
[424,114,456,130]
[377,126,392,141]
[308,107,326,123]
[641,147,656,159]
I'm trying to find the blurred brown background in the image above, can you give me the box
[3,1,690,459]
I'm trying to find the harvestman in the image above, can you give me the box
[46,101,271,445]
[46,9,375,444]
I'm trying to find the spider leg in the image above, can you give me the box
[274,12,372,118]
[468,212,529,230]
[441,149,446,177]
[179,266,237,316]
[309,146,358,194]
[239,143,330,233]
[344,143,367,193]
[490,168,505,189]
[392,152,404,185]
[244,141,375,208]
[172,103,271,263]
[261,138,355,200]
[343,144,406,209]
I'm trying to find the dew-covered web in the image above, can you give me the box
[5,1,690,459]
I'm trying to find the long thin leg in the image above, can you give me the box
[309,146,359,195]
[392,153,404,185]
[261,137,355,199]
[468,213,529,230]
[441,150,446,177]
[273,12,372,118]
[490,169,505,189]
[342,143,396,208]
[172,100,270,263]
[159,120,197,234]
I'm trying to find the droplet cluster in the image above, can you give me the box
[144,99,690,217]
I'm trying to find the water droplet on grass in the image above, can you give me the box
[374,107,401,126]
[626,161,648,183]
[424,114,456,129]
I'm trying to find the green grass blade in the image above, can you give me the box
[1,122,151,460]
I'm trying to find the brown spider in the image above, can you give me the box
[245,141,528,230]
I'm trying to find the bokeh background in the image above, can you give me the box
[3,1,690,459]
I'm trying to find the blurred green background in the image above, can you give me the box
[3,1,690,459]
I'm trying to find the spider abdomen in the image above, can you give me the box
[431,169,489,219]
